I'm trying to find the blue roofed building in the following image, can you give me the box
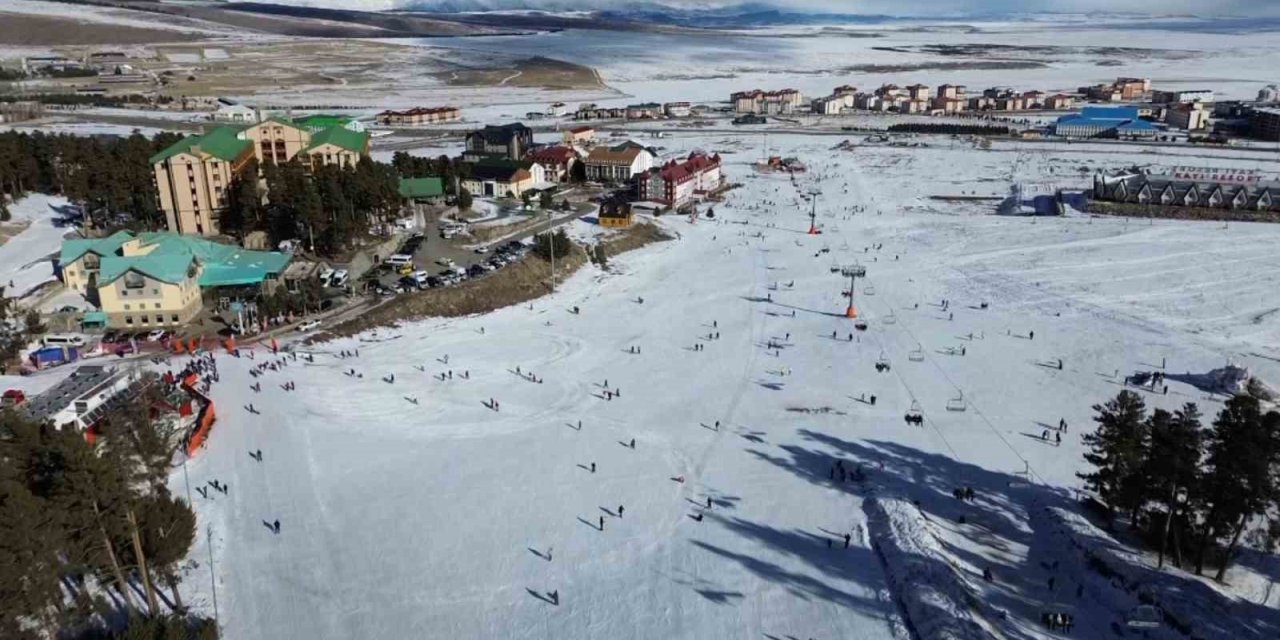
[1052,106,1160,139]
[58,232,291,329]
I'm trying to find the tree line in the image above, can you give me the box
[1,378,217,639]
[0,130,184,230]
[218,156,403,257]
[886,123,1014,136]
[1079,390,1280,580]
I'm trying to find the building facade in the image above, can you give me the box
[584,142,656,183]
[375,107,459,125]
[150,127,255,237]
[731,89,803,114]
[464,123,533,161]
[636,152,723,209]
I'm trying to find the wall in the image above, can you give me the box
[98,270,202,329]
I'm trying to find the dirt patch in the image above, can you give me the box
[595,222,673,263]
[440,56,603,90]
[317,246,588,339]
[0,12,197,46]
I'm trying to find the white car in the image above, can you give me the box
[330,269,349,287]
[473,246,488,254]
[146,330,169,342]
[436,257,455,267]
[297,320,321,332]
[319,267,335,282]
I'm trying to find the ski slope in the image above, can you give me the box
[170,133,1280,639]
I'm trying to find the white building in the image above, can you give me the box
[584,141,656,183]
[1153,89,1214,105]
[212,103,258,123]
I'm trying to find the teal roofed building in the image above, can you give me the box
[58,231,292,330]
[1052,107,1160,139]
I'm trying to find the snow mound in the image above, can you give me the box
[867,497,998,640]
[1046,506,1280,640]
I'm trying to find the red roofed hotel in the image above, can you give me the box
[524,145,579,183]
[637,152,723,208]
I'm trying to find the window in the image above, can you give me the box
[139,315,148,324]
[155,315,163,324]
[125,316,133,325]
[152,289,158,295]
[123,304,130,311]
[171,314,179,323]
[123,272,145,289]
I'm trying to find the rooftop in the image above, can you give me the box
[22,365,117,422]
[149,125,250,165]
[63,232,291,288]
[305,126,369,154]
[399,177,444,199]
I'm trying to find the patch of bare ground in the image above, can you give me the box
[317,222,673,339]
[441,56,604,90]
[1087,201,1280,223]
[0,12,198,46]
[595,222,673,263]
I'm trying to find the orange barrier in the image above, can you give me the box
[173,340,186,354]
[185,400,216,456]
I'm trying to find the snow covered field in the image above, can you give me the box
[0,193,75,301]
[160,130,1280,639]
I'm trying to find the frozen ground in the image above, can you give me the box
[160,130,1280,639]
[0,193,75,301]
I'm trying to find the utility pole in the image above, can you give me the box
[207,523,219,628]
[548,206,555,293]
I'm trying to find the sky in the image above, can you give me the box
[234,0,1273,17]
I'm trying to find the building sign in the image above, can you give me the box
[1163,166,1266,184]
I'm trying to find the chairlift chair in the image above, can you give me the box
[908,345,925,362]
[863,285,876,296]
[907,400,922,417]
[882,312,897,325]
[1126,605,1161,629]
[876,351,890,367]
[946,393,967,412]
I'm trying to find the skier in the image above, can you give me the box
[629,438,635,448]
[1055,431,1062,445]
[843,533,851,548]
[618,505,624,518]
[274,519,281,533]
[1029,330,1035,340]
[550,590,559,605]
[599,516,604,531]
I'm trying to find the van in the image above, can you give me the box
[385,254,413,268]
[42,334,86,348]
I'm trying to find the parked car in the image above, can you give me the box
[398,275,419,290]
[436,257,455,267]
[42,333,87,348]
[467,264,486,277]
[330,269,349,287]
[319,267,336,282]
[146,330,169,342]
[473,246,488,254]
[102,330,120,343]
[297,320,321,332]
[385,254,413,268]
[425,275,442,288]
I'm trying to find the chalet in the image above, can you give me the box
[524,146,578,183]
[563,125,595,145]
[626,103,663,120]
[460,159,546,198]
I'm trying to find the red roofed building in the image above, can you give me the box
[637,152,723,208]
[563,125,595,145]
[524,145,579,183]
[375,106,459,125]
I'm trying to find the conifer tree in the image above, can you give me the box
[1079,390,1150,524]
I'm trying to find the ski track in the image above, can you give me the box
[153,133,1280,639]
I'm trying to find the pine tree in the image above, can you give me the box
[457,187,473,211]
[0,194,10,222]
[1144,404,1202,568]
[1195,395,1280,579]
[1079,390,1150,525]
[0,463,64,639]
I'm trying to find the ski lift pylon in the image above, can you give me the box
[946,392,967,412]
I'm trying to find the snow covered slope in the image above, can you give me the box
[169,132,1280,639]
[0,193,75,301]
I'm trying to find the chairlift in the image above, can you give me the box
[908,345,925,362]
[882,312,897,325]
[1126,605,1161,629]
[863,285,876,296]
[876,351,890,367]
[907,400,922,418]
[946,392,967,412]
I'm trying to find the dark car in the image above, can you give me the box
[102,330,120,343]
[467,264,486,278]
[398,276,419,290]
[426,275,442,288]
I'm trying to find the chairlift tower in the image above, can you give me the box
[840,264,866,318]
[808,189,821,235]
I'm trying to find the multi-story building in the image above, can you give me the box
[524,146,578,183]
[584,141,656,183]
[464,123,533,161]
[932,97,966,114]
[663,102,692,118]
[460,159,546,198]
[1249,107,1280,141]
[1152,89,1214,105]
[626,103,663,120]
[563,125,596,146]
[936,84,965,100]
[151,117,370,236]
[1115,77,1151,100]
[1166,102,1209,130]
[637,152,723,208]
[833,84,858,97]
[150,126,255,237]
[1053,106,1159,138]
[375,107,460,125]
[731,89,803,114]
[59,231,289,329]
[906,84,930,101]
[1045,94,1076,110]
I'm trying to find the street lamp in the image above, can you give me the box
[840,264,866,318]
